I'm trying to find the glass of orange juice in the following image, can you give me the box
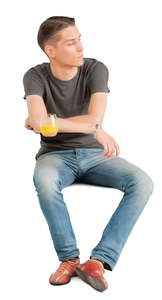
[40,114,59,137]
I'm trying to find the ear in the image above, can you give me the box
[44,44,56,58]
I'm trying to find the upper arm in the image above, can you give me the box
[86,61,110,125]
[26,95,48,130]
[23,68,44,100]
[88,92,107,125]
[87,61,110,95]
[23,68,47,129]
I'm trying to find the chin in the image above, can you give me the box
[77,61,84,66]
[77,58,84,66]
[69,58,84,67]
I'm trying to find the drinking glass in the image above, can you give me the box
[40,114,58,137]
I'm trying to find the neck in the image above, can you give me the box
[49,59,78,81]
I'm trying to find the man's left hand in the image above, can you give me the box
[25,116,33,130]
[95,128,120,158]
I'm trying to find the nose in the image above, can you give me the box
[77,40,84,52]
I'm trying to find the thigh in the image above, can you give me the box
[33,152,78,190]
[80,154,149,192]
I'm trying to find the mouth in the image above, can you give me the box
[78,54,83,58]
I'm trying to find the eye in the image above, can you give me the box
[67,37,82,46]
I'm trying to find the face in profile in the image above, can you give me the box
[46,25,84,67]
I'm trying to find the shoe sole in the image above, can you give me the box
[49,279,71,285]
[75,267,107,292]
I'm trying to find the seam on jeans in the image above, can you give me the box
[75,149,104,176]
[79,154,116,174]
[58,172,78,189]
[80,170,125,192]
[75,151,82,176]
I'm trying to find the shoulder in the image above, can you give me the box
[82,57,109,76]
[23,62,48,81]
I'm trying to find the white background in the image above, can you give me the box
[1,0,161,298]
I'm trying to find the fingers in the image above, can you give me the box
[105,147,114,158]
[103,144,113,158]
[24,122,33,130]
[24,116,33,130]
[102,143,120,158]
[115,142,120,156]
[33,128,41,134]
[102,144,109,156]
[25,124,33,130]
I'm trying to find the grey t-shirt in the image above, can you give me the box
[23,57,110,160]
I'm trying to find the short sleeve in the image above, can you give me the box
[87,61,110,95]
[23,68,44,100]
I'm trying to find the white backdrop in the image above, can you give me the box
[1,0,161,298]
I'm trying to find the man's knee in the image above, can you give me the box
[127,169,154,196]
[33,169,60,195]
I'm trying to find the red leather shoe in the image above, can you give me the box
[49,257,80,285]
[75,258,108,292]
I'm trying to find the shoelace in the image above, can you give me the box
[90,259,105,273]
[53,259,79,276]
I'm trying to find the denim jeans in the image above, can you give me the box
[33,148,154,271]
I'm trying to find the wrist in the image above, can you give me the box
[93,123,102,138]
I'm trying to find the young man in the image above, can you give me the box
[23,16,154,292]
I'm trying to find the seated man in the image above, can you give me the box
[23,16,154,293]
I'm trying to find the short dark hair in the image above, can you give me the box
[37,16,75,54]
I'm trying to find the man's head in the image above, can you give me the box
[37,16,84,67]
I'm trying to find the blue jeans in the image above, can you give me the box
[33,148,154,271]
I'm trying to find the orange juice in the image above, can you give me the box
[40,123,59,136]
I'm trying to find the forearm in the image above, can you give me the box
[30,114,100,135]
[56,114,97,134]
